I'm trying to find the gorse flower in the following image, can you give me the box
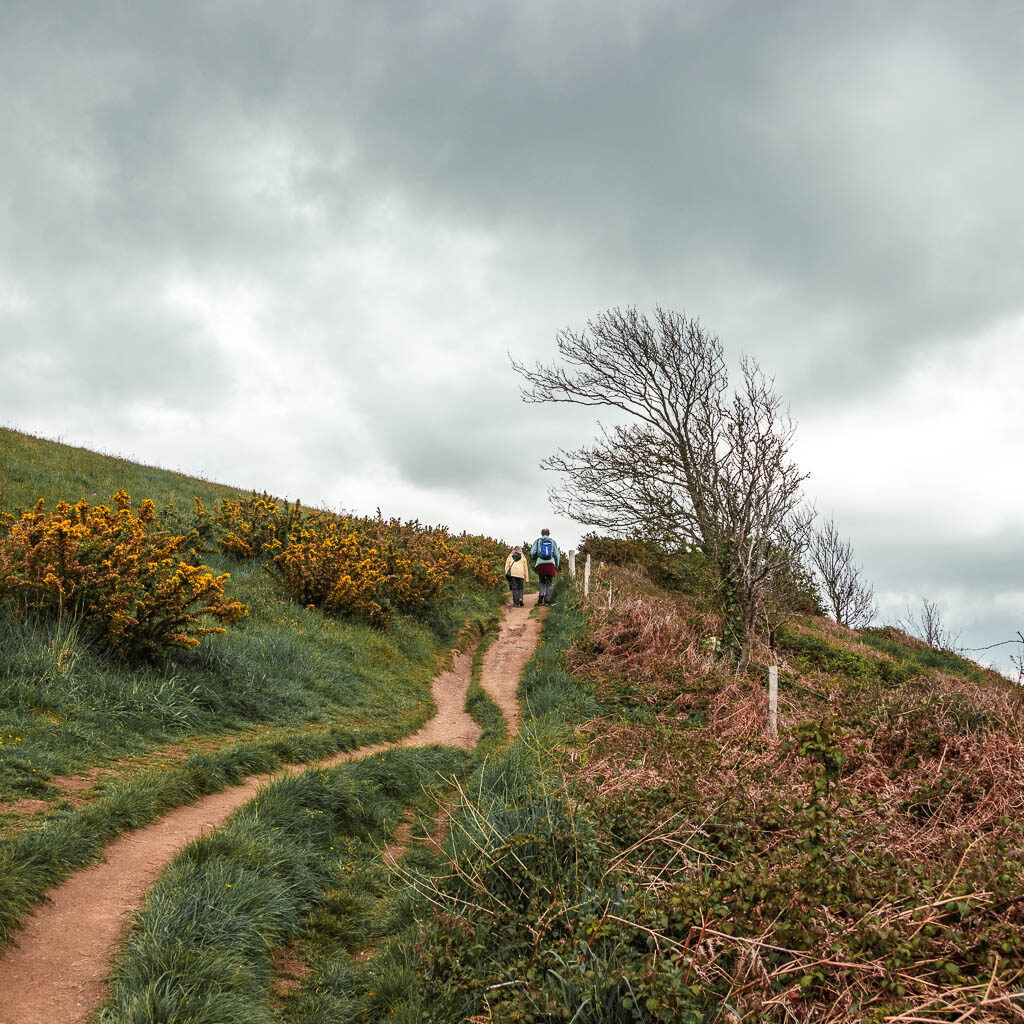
[213,496,504,626]
[0,492,248,658]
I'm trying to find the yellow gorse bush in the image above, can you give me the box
[212,492,303,560]
[0,490,247,658]
[213,496,504,626]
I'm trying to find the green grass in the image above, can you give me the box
[0,582,501,949]
[858,625,989,681]
[0,577,498,805]
[1,724,362,949]
[0,426,245,515]
[280,582,658,1024]
[91,589,591,1024]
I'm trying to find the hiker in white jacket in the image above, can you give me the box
[504,546,528,607]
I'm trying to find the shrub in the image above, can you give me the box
[0,491,247,658]
[211,494,505,627]
[775,627,879,680]
[274,514,502,626]
[212,492,307,560]
[578,533,665,568]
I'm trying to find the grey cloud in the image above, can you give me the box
[1,1,1021,663]
[7,1,1024,382]
[835,524,1023,670]
[863,529,1024,594]
[1,279,232,415]
[287,2,1024,359]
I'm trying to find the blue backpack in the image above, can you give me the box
[539,537,554,559]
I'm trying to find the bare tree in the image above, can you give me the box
[513,306,810,667]
[899,597,960,652]
[809,518,877,629]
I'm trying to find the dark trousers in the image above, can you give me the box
[509,577,524,604]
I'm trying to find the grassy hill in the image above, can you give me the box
[0,427,506,946]
[0,426,247,514]
[554,563,1023,1020]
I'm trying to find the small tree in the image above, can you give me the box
[900,597,960,652]
[514,306,810,667]
[809,518,877,629]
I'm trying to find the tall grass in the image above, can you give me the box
[0,579,499,803]
[86,605,509,1020]
[0,583,500,947]
[92,590,601,1024]
[278,585,672,1024]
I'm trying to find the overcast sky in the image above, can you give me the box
[1,1,1021,670]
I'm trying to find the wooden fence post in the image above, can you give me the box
[607,583,613,609]
[768,665,779,740]
[583,553,591,597]
[568,549,576,578]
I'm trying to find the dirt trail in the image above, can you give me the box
[480,601,544,738]
[0,598,544,1024]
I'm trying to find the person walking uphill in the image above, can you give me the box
[530,528,560,605]
[504,546,528,607]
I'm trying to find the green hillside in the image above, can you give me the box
[5,427,1022,1021]
[0,426,247,514]
[0,427,505,946]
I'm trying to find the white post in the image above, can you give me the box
[568,549,576,578]
[768,665,779,740]
[583,553,591,597]
[607,583,613,609]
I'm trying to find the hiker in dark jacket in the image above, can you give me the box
[504,546,528,607]
[530,529,560,605]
